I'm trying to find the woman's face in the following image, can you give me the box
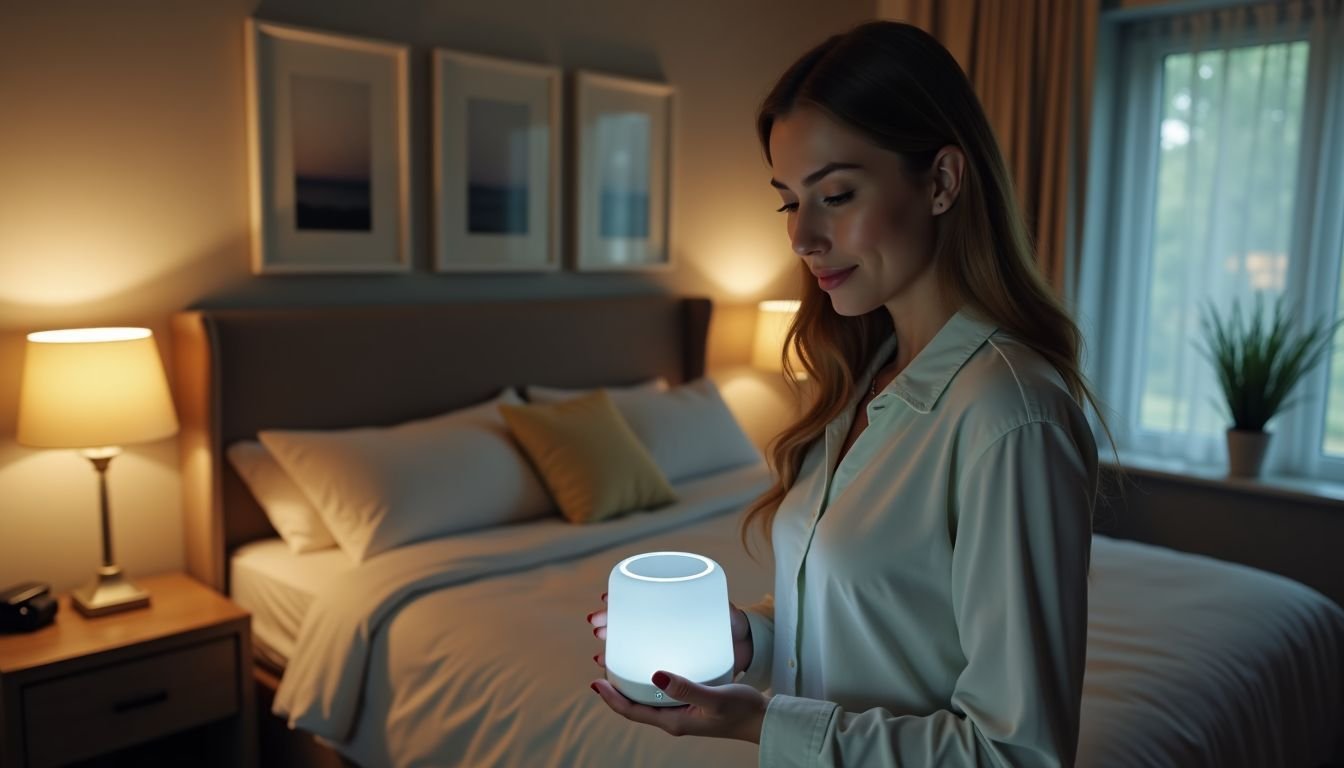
[768,106,941,317]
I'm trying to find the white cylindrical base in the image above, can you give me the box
[608,666,733,707]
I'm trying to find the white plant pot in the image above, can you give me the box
[1226,429,1271,478]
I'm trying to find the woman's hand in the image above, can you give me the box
[584,594,767,742]
[587,594,754,677]
[590,672,768,744]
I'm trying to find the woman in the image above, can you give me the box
[588,20,1103,767]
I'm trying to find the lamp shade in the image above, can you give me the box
[752,299,803,374]
[17,327,178,449]
[605,551,734,706]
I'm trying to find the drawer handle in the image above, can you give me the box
[112,689,169,713]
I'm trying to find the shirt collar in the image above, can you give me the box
[868,308,999,414]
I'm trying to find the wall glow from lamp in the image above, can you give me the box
[691,229,793,298]
[752,299,803,375]
[605,551,734,706]
[0,217,215,309]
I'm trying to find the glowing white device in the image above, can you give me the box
[604,551,734,706]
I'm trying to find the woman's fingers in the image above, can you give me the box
[730,605,748,641]
[588,606,606,637]
[729,605,752,675]
[586,592,608,641]
[585,594,609,637]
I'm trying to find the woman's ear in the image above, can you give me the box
[930,146,965,216]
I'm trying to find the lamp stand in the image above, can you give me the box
[72,448,150,617]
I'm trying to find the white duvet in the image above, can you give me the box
[274,464,775,767]
[1080,536,1344,767]
[272,464,1344,767]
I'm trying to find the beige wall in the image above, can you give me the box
[0,0,871,591]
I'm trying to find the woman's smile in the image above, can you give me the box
[815,266,857,291]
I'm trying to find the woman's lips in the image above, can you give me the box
[817,266,857,291]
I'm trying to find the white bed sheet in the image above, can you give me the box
[231,539,354,668]
[242,464,1344,767]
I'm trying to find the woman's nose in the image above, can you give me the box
[790,214,829,257]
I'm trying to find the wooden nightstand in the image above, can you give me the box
[0,573,256,767]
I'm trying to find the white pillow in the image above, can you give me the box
[227,440,337,554]
[258,389,552,563]
[528,378,760,483]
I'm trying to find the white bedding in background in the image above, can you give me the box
[1081,536,1344,767]
[271,462,774,759]
[255,463,1344,768]
[329,479,774,768]
[230,540,354,667]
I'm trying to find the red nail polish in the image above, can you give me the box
[585,612,594,623]
[590,683,600,694]
[593,654,599,663]
[652,672,670,689]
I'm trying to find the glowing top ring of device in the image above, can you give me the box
[618,551,716,583]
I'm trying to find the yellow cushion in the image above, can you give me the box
[499,391,677,523]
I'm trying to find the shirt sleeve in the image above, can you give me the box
[757,420,1094,768]
[739,594,775,691]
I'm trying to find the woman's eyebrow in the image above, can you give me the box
[770,162,864,191]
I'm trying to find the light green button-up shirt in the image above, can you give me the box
[741,309,1097,768]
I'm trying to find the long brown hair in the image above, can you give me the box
[741,20,1113,551]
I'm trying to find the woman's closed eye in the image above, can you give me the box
[775,191,854,214]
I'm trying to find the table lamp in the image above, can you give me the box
[752,300,803,375]
[16,327,179,617]
[605,551,733,706]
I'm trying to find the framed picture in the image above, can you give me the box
[573,71,674,272]
[433,50,561,272]
[245,20,410,274]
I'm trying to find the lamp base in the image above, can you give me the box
[607,666,733,707]
[72,566,150,617]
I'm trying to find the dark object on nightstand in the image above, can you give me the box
[0,581,58,633]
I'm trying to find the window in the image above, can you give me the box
[1079,1,1344,480]
[1327,232,1344,455]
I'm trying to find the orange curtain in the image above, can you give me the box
[883,0,1098,297]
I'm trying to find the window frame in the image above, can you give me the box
[1079,8,1344,483]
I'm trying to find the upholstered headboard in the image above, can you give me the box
[171,296,712,592]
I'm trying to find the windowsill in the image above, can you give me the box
[1104,451,1344,507]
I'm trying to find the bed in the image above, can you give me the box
[171,296,1344,768]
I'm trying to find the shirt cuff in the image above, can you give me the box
[758,694,839,768]
[739,608,775,690]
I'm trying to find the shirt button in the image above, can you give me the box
[788,658,796,669]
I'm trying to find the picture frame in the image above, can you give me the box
[573,71,675,272]
[244,20,410,274]
[433,50,561,272]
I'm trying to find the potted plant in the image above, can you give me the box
[1198,295,1340,477]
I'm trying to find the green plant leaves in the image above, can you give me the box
[1196,295,1342,431]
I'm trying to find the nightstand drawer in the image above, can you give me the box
[22,636,239,768]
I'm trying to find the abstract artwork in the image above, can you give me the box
[246,20,409,273]
[574,71,673,271]
[434,50,560,272]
